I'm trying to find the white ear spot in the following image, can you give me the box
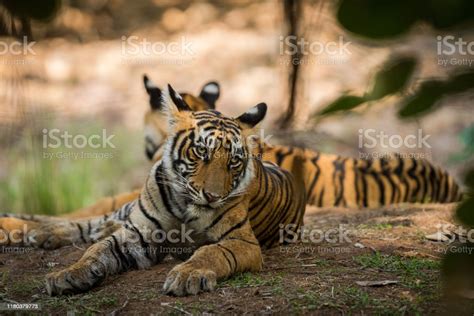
[246,106,259,115]
[203,83,219,94]
[146,79,157,89]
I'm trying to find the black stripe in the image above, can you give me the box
[217,216,249,242]
[110,235,128,269]
[429,165,439,202]
[258,170,294,246]
[217,244,237,271]
[205,201,241,232]
[105,239,121,268]
[250,168,283,233]
[227,237,260,246]
[112,235,138,270]
[394,156,408,203]
[138,198,162,229]
[407,159,420,202]
[217,246,234,271]
[306,155,321,202]
[318,187,325,207]
[126,219,153,260]
[380,158,397,204]
[333,158,347,206]
[368,160,385,206]
[153,169,180,221]
[275,148,293,166]
[76,223,87,243]
[353,159,361,206]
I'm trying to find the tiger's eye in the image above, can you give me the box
[196,146,206,157]
[230,156,240,165]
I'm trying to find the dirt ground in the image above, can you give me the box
[1,203,473,315]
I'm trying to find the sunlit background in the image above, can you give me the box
[0,0,473,215]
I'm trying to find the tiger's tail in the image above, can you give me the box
[356,156,464,206]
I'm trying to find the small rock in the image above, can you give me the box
[425,232,451,242]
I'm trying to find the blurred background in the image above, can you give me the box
[0,0,473,215]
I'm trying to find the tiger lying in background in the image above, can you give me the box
[0,74,463,249]
[142,77,463,207]
[44,84,306,296]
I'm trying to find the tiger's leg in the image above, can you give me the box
[164,211,262,296]
[25,201,136,249]
[45,222,163,295]
[0,190,139,248]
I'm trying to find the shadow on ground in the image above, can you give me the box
[1,203,473,314]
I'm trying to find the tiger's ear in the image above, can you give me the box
[199,81,220,109]
[236,103,267,128]
[143,74,162,111]
[162,84,192,117]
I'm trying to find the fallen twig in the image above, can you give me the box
[161,302,192,315]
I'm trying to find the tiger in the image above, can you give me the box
[142,79,463,208]
[0,75,463,248]
[44,84,306,296]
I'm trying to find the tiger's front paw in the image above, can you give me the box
[163,263,217,296]
[45,261,106,296]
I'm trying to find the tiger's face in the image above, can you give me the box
[143,75,220,161]
[160,84,267,209]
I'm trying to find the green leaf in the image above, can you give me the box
[423,0,474,29]
[336,0,417,39]
[398,80,445,118]
[367,57,417,100]
[318,95,366,116]
[444,72,474,94]
[399,71,474,118]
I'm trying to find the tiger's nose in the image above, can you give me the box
[203,191,221,203]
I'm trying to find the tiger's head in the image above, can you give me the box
[143,74,220,161]
[159,84,267,209]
